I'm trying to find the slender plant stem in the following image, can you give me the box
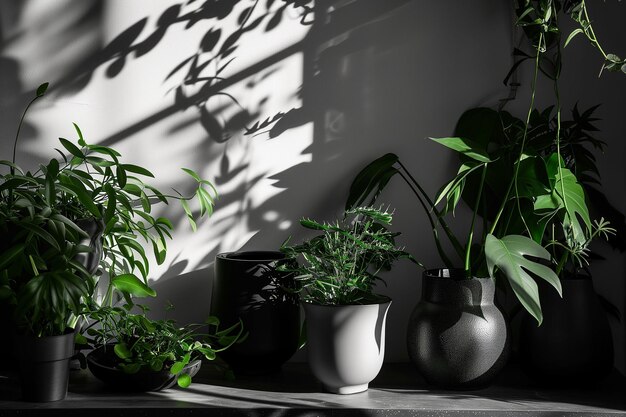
[490,32,545,235]
[397,160,465,260]
[465,163,487,275]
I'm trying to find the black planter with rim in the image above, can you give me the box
[16,331,75,402]
[519,274,613,385]
[211,251,300,375]
[407,269,510,389]
[86,346,202,392]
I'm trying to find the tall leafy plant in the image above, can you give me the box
[347,1,619,324]
[0,83,216,336]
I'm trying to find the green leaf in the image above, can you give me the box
[116,165,127,188]
[73,123,86,146]
[75,333,88,345]
[555,168,592,239]
[346,153,399,210]
[0,244,25,269]
[114,343,132,359]
[205,316,220,326]
[59,138,84,159]
[485,234,562,325]
[564,28,584,48]
[170,361,184,375]
[111,274,156,297]
[430,137,491,163]
[36,82,49,97]
[150,358,164,371]
[177,373,191,388]
[181,168,202,182]
[152,238,167,265]
[122,164,154,178]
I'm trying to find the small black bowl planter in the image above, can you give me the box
[211,251,300,375]
[86,346,201,392]
[407,269,510,389]
[519,275,613,386]
[16,331,75,402]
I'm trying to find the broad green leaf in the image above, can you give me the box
[485,234,562,325]
[114,343,132,359]
[111,274,156,297]
[170,361,184,375]
[430,137,491,162]
[177,373,191,388]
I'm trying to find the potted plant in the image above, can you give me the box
[345,0,621,389]
[77,303,243,391]
[0,82,216,401]
[279,206,414,394]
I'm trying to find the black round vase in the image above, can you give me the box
[519,275,613,385]
[407,269,510,389]
[16,331,75,402]
[211,251,300,375]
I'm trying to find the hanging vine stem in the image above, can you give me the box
[565,0,626,75]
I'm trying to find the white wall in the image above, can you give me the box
[1,0,624,369]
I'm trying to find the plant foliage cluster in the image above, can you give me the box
[280,207,415,305]
[78,304,244,388]
[346,0,622,324]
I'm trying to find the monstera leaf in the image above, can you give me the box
[485,234,562,325]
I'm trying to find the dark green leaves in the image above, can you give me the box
[36,83,49,97]
[346,153,399,210]
[111,274,156,297]
[430,137,491,163]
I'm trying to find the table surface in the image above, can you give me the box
[1,362,625,416]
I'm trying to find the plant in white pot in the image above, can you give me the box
[279,207,415,394]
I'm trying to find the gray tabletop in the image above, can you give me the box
[1,363,625,416]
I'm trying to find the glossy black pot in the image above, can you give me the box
[211,251,300,375]
[16,331,75,402]
[519,275,613,385]
[86,346,201,392]
[407,269,509,389]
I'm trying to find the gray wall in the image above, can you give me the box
[1,0,624,369]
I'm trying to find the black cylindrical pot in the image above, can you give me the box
[211,251,300,375]
[519,275,613,385]
[407,269,510,389]
[16,331,75,402]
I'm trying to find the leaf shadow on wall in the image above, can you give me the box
[1,0,417,325]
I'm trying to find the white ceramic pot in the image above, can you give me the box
[303,298,391,394]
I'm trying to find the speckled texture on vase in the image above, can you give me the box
[304,299,391,394]
[407,269,509,389]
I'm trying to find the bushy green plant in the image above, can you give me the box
[279,207,415,305]
[0,83,216,336]
[79,304,244,388]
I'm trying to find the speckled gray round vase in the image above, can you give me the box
[407,269,509,389]
[304,299,391,394]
